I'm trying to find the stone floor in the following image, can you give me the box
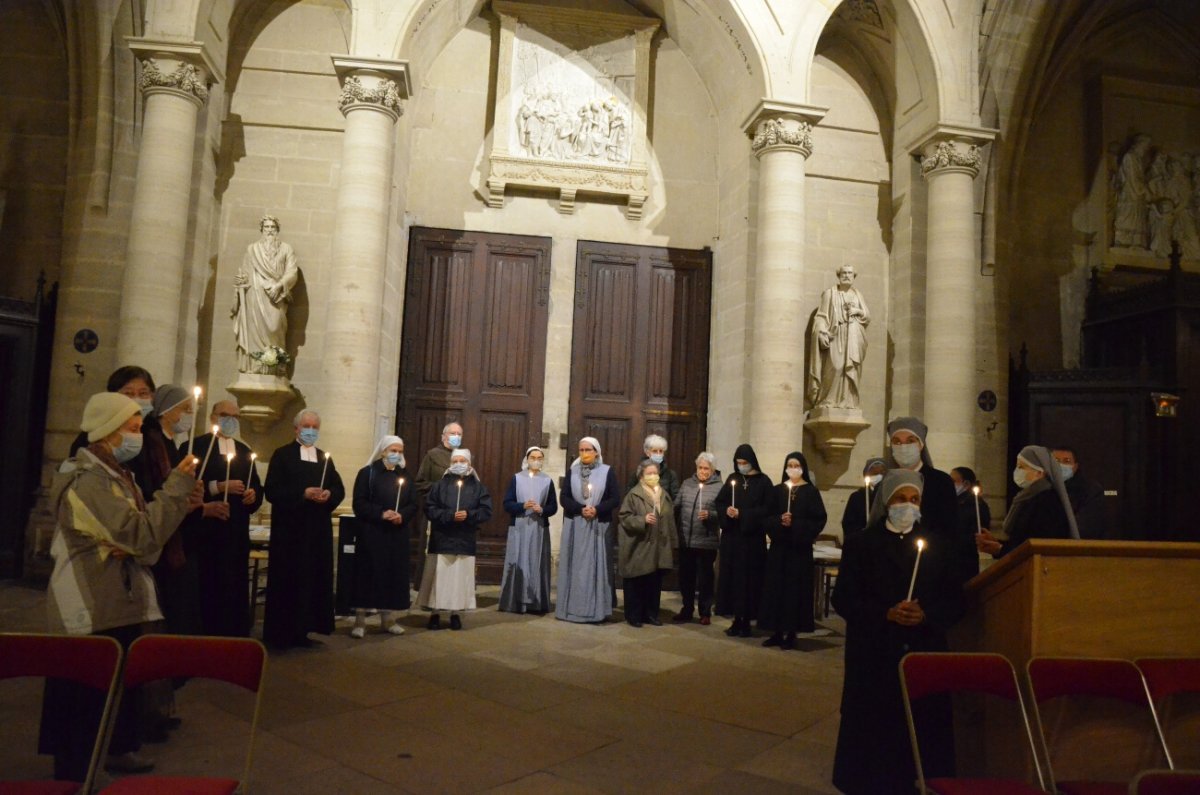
[1,580,846,794]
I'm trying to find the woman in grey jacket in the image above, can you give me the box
[672,451,722,624]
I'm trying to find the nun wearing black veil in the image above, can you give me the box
[499,446,558,614]
[976,444,1078,558]
[831,470,965,795]
[712,443,772,637]
[758,450,828,648]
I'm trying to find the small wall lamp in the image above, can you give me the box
[1151,392,1180,418]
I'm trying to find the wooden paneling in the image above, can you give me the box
[398,228,551,583]
[569,241,712,486]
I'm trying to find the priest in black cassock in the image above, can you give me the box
[191,400,263,637]
[831,470,964,795]
[263,408,345,649]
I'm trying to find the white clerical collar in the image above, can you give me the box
[885,520,913,536]
[300,444,318,463]
[217,436,236,455]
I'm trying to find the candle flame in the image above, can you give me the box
[864,476,871,487]
[250,453,257,462]
[325,452,331,460]
[212,424,219,434]
[972,485,980,496]
[457,479,464,487]
[916,538,925,550]
[193,386,202,397]
[226,452,235,461]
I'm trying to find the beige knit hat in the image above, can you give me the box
[82,392,141,443]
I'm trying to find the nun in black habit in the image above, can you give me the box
[831,470,965,795]
[263,410,345,649]
[758,451,828,648]
[712,443,772,637]
[840,457,887,538]
[976,445,1078,558]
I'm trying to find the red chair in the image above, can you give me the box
[97,635,267,795]
[1026,657,1173,795]
[1136,658,1200,768]
[899,652,1049,794]
[1129,769,1200,794]
[0,633,123,795]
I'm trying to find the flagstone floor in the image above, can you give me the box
[1,580,846,793]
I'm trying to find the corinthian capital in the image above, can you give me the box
[920,141,982,177]
[741,100,827,159]
[914,125,997,180]
[331,56,412,122]
[127,38,221,107]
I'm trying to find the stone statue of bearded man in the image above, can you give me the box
[232,215,299,374]
[807,265,870,410]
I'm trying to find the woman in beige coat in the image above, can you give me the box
[617,459,676,627]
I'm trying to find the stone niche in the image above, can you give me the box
[486,1,659,219]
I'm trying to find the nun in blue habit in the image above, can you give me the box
[498,446,558,614]
[555,436,620,623]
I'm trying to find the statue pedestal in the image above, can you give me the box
[227,373,295,432]
[804,407,871,462]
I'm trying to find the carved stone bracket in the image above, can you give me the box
[227,373,296,432]
[741,99,827,159]
[804,407,872,462]
[127,37,221,107]
[331,56,412,122]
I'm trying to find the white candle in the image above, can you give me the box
[319,452,330,491]
[787,482,796,514]
[455,479,464,512]
[586,481,592,507]
[187,386,201,457]
[223,452,234,503]
[864,476,873,517]
[729,477,737,509]
[197,424,219,480]
[906,538,926,601]
[972,485,983,533]
[248,452,257,483]
[394,477,404,513]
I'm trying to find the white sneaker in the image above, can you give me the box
[350,626,365,639]
[387,623,406,635]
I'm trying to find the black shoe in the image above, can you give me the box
[724,623,739,637]
[738,623,753,638]
[450,614,462,631]
[671,611,693,623]
[427,613,441,631]
[780,633,796,650]
[627,619,643,628]
[646,615,663,626]
[762,634,782,647]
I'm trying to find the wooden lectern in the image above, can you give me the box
[952,540,1200,666]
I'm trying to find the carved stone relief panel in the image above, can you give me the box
[487,1,659,219]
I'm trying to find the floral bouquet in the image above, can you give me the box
[250,345,292,373]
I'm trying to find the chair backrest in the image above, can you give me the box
[1137,658,1200,769]
[1130,769,1200,795]
[1136,658,1200,703]
[123,635,267,789]
[1027,657,1174,782]
[0,633,123,794]
[900,652,1046,793]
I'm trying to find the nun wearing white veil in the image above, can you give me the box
[555,436,621,623]
[350,434,417,637]
[499,446,559,614]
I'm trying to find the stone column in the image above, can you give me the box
[742,102,826,471]
[117,39,218,380]
[920,133,991,467]
[322,57,411,467]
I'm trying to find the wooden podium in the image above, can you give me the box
[952,540,1200,665]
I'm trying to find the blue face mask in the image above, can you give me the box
[385,452,404,468]
[649,453,664,465]
[218,416,240,439]
[447,434,462,449]
[887,503,920,533]
[737,463,751,476]
[448,462,470,476]
[135,399,154,419]
[298,427,319,447]
[113,432,144,463]
[1058,463,1075,481]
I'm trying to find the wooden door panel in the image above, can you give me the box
[582,259,637,400]
[399,227,551,584]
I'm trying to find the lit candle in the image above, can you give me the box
[248,452,257,483]
[586,481,592,506]
[455,479,464,512]
[223,452,234,503]
[906,538,926,601]
[187,386,201,457]
[787,481,796,514]
[972,485,983,534]
[319,452,331,491]
[864,476,873,517]
[394,477,404,513]
[197,424,220,480]
[729,477,737,510]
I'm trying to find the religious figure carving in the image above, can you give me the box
[232,215,299,375]
[1112,134,1152,249]
[1111,134,1200,259]
[807,265,870,410]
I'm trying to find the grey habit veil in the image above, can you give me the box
[499,447,555,613]
[555,437,614,623]
[1005,445,1080,540]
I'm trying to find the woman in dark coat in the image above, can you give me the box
[617,459,676,627]
[840,457,886,538]
[951,466,992,538]
[713,443,772,637]
[499,446,558,614]
[419,448,493,630]
[831,470,965,795]
[263,409,345,649]
[758,451,828,648]
[350,434,418,637]
[672,451,722,624]
[976,445,1077,558]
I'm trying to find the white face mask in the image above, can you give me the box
[887,503,920,534]
[527,459,543,472]
[785,467,803,482]
[1013,467,1029,489]
[448,462,470,476]
[892,442,921,468]
[172,413,194,435]
[868,473,883,486]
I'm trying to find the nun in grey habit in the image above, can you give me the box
[555,436,620,623]
[976,444,1079,558]
[499,446,558,613]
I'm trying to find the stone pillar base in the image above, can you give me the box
[227,373,295,432]
[804,407,871,462]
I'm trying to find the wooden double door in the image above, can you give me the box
[398,229,711,584]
